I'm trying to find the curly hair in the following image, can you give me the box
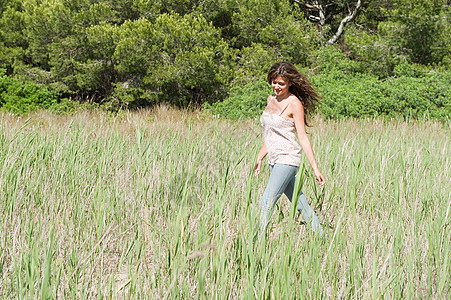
[267,62,321,126]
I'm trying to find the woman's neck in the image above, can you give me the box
[275,92,292,102]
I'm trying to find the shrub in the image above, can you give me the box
[312,67,450,122]
[382,71,450,121]
[0,69,62,114]
[310,46,363,75]
[204,64,450,123]
[312,70,386,119]
[203,80,272,119]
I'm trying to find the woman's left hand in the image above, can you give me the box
[314,169,326,186]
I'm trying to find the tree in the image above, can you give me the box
[384,0,450,65]
[113,13,236,106]
[346,0,450,75]
[292,0,362,44]
[0,0,27,73]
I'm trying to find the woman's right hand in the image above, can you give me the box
[254,143,267,177]
[254,160,262,177]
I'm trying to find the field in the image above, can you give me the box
[0,107,449,299]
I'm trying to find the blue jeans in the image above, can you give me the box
[259,163,325,237]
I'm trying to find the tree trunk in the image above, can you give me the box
[293,0,362,45]
[313,1,326,26]
[327,0,361,45]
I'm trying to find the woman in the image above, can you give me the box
[254,62,326,238]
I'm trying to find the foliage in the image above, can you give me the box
[347,0,450,75]
[0,69,64,114]
[312,64,451,121]
[384,0,450,66]
[344,26,407,78]
[206,50,450,122]
[383,71,451,121]
[203,80,272,119]
[294,0,364,44]
[112,13,236,107]
[230,0,316,60]
[0,0,449,117]
[310,45,364,74]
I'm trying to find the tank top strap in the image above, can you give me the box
[264,95,276,111]
[279,98,294,115]
[268,95,276,105]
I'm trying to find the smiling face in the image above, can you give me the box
[271,76,291,98]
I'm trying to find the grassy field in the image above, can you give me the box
[0,107,449,299]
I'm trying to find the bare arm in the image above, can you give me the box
[254,95,273,177]
[291,101,325,185]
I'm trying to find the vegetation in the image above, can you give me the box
[0,107,449,298]
[202,80,272,119]
[0,69,79,114]
[0,1,449,297]
[312,56,451,121]
[206,48,451,122]
[0,0,449,117]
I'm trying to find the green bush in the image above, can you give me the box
[310,46,363,75]
[205,63,450,123]
[203,80,272,119]
[0,69,62,114]
[382,71,450,121]
[312,70,385,119]
[312,67,450,121]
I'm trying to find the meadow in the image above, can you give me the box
[0,106,449,299]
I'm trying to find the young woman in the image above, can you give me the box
[254,62,326,238]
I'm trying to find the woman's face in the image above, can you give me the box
[271,76,291,98]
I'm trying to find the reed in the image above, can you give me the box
[0,107,449,298]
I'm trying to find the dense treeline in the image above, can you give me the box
[0,0,450,117]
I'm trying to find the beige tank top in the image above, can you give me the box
[260,96,302,166]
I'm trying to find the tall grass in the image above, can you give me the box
[0,107,449,298]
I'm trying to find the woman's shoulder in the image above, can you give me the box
[288,95,302,107]
[266,94,276,104]
[287,95,304,113]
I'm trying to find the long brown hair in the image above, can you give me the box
[267,62,320,126]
